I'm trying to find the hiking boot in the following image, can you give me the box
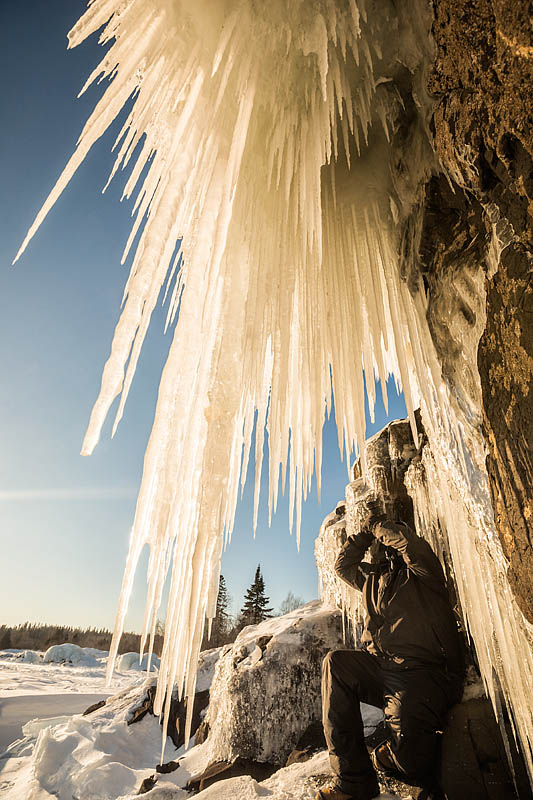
[370,741,400,775]
[370,743,445,799]
[315,786,380,800]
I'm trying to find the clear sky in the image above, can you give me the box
[0,0,407,632]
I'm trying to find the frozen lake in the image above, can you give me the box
[0,693,109,752]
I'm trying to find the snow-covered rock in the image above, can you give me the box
[196,647,223,692]
[1,646,224,799]
[43,643,101,666]
[315,502,355,624]
[202,601,346,766]
[15,649,42,664]
[117,652,161,672]
[118,750,401,800]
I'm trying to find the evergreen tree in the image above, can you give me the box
[211,574,232,646]
[0,626,12,650]
[238,565,273,628]
[202,574,233,648]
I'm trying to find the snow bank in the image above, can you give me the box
[1,646,224,799]
[16,650,42,664]
[43,643,101,666]
[2,682,171,800]
[117,652,161,672]
[0,648,42,663]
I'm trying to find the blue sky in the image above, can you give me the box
[0,0,406,631]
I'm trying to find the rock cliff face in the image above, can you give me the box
[479,244,533,623]
[375,2,533,779]
[420,0,533,623]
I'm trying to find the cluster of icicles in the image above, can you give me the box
[15,0,532,775]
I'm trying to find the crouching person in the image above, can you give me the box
[316,503,465,800]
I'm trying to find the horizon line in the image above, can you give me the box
[0,487,138,502]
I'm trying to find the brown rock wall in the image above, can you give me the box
[419,0,533,620]
[478,242,533,621]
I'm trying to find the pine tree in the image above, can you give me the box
[212,574,232,646]
[202,574,233,648]
[0,626,12,650]
[238,565,273,628]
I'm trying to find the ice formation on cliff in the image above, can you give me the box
[15,0,532,776]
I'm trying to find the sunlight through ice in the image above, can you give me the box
[15,0,533,772]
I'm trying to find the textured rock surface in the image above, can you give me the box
[439,697,531,800]
[415,0,533,622]
[128,682,210,750]
[478,243,533,623]
[429,0,532,203]
[203,602,345,766]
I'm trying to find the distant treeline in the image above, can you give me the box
[0,622,163,656]
[1,570,305,657]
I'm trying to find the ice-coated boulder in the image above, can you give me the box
[43,643,100,666]
[16,649,42,663]
[117,651,161,672]
[314,502,353,620]
[202,600,345,767]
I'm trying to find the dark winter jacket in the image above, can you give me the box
[335,521,464,679]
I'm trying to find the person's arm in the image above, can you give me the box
[334,531,374,591]
[372,520,446,588]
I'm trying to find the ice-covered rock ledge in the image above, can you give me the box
[202,600,345,767]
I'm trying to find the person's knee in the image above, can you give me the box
[322,649,338,678]
[322,649,351,678]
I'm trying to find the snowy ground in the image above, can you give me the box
[0,644,403,799]
[1,684,399,800]
[0,649,143,698]
[0,647,149,758]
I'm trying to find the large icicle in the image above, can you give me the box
[16,0,532,776]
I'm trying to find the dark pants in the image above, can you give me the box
[322,649,461,798]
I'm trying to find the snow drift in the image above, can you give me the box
[117,652,161,672]
[43,644,102,667]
